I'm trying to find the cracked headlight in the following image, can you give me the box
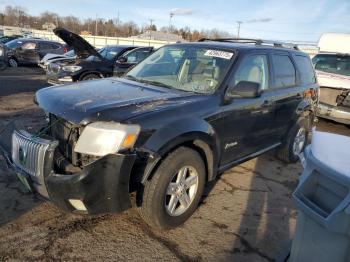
[62,65,82,72]
[74,122,141,156]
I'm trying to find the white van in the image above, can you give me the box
[313,33,350,125]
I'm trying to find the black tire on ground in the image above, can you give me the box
[276,117,309,163]
[80,73,99,81]
[8,58,18,68]
[139,146,206,230]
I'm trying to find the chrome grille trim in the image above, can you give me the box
[12,130,58,178]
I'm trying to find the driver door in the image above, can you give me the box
[214,53,276,166]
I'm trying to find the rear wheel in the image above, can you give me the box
[8,58,18,68]
[80,73,100,81]
[277,117,309,163]
[139,147,206,230]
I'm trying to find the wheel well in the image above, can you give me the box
[143,139,215,184]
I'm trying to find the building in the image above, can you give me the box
[42,22,56,31]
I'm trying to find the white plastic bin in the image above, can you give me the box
[290,131,350,262]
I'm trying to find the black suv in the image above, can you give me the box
[4,38,67,67]
[0,39,318,230]
[46,28,153,84]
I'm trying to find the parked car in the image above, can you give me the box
[38,49,76,69]
[0,35,22,44]
[4,38,67,67]
[313,33,350,125]
[46,28,147,84]
[0,39,318,230]
[113,46,154,76]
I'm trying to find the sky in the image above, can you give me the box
[0,0,349,42]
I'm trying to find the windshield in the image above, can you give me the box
[313,54,350,77]
[126,45,234,94]
[5,39,23,49]
[98,46,125,60]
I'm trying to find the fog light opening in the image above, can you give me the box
[68,199,87,211]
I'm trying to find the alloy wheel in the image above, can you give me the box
[8,58,18,67]
[165,166,199,217]
[293,127,306,156]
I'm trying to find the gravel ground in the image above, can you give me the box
[0,68,349,261]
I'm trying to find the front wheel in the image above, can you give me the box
[8,58,18,68]
[80,73,100,81]
[277,117,309,163]
[138,147,206,230]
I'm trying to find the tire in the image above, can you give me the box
[80,73,99,81]
[8,58,18,68]
[139,146,206,230]
[277,117,309,163]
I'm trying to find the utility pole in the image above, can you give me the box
[236,21,242,38]
[95,14,98,36]
[169,12,174,33]
[149,19,154,29]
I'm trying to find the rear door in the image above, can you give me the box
[268,52,302,141]
[214,52,276,166]
[17,41,38,64]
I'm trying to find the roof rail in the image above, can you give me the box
[198,38,299,50]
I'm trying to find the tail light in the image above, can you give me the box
[63,47,68,53]
[303,88,317,99]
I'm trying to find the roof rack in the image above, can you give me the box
[198,38,299,50]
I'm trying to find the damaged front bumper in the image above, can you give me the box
[0,122,136,214]
[317,103,350,125]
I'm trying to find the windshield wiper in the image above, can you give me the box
[125,75,172,89]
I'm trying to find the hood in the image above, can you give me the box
[316,70,350,90]
[53,27,103,60]
[35,78,195,124]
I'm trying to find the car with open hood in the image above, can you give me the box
[46,28,153,84]
[0,38,318,230]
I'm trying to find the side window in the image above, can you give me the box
[124,48,152,63]
[294,55,316,85]
[272,54,296,88]
[22,42,37,50]
[38,42,52,50]
[233,54,269,90]
[50,43,60,50]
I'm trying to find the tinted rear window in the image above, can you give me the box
[272,54,296,88]
[294,55,316,84]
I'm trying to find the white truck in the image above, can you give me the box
[313,33,350,125]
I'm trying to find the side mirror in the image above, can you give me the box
[226,81,261,99]
[117,56,127,63]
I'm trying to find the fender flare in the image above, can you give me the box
[139,118,220,183]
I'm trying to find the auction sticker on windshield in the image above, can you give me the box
[204,50,233,60]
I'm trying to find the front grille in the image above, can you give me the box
[12,130,58,177]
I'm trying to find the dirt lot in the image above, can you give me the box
[0,68,349,261]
